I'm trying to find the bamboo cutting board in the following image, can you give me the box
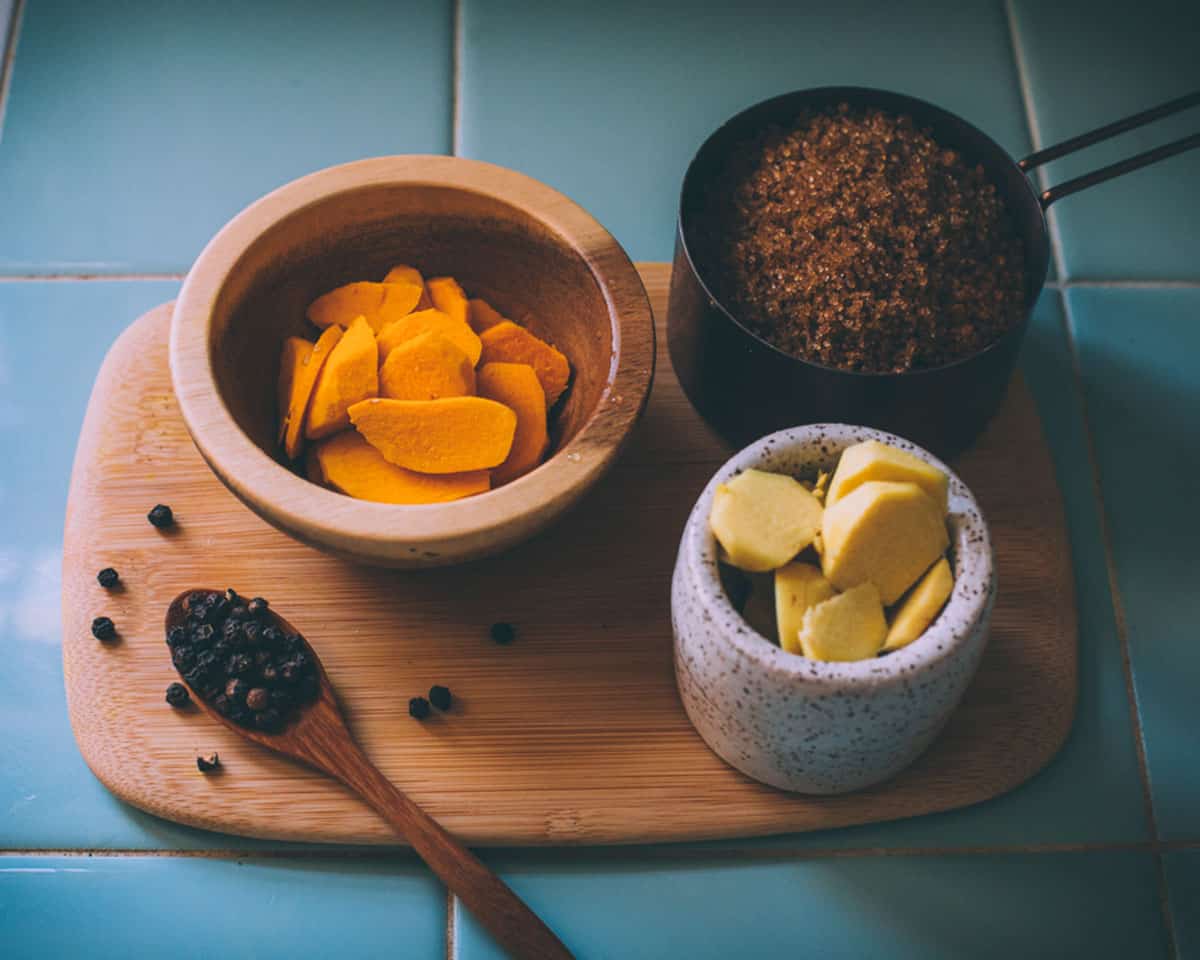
[61,263,1077,845]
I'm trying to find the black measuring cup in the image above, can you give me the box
[667,87,1200,457]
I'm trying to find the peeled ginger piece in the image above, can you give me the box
[709,469,823,573]
[821,480,948,605]
[383,263,434,310]
[826,440,949,514]
[306,281,423,333]
[799,583,887,662]
[884,557,954,652]
[349,396,516,474]
[277,336,315,445]
[468,297,507,333]
[314,431,489,504]
[774,562,835,655]
[280,325,343,458]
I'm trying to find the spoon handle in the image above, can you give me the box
[331,742,574,960]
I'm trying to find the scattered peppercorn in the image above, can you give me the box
[490,622,515,645]
[428,685,452,711]
[147,504,175,528]
[91,616,117,642]
[196,752,220,773]
[165,682,190,707]
[96,567,120,589]
[408,697,431,720]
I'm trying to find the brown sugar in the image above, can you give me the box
[695,104,1026,373]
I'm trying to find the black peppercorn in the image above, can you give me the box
[166,625,187,648]
[147,504,174,528]
[261,626,282,648]
[254,708,283,732]
[279,660,301,684]
[221,619,241,643]
[284,634,303,653]
[241,621,260,645]
[91,616,117,642]
[172,645,195,671]
[408,697,431,720]
[225,678,248,702]
[191,623,215,646]
[490,622,515,645]
[229,605,249,622]
[260,663,279,683]
[213,694,235,717]
[196,752,220,773]
[226,653,254,677]
[224,588,241,605]
[97,567,120,589]
[245,687,270,712]
[428,685,452,711]
[248,597,269,617]
[165,682,190,707]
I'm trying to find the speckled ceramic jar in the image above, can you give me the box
[672,424,995,794]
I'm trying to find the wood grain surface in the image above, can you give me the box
[61,263,1077,845]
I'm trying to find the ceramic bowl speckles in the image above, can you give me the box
[671,424,995,794]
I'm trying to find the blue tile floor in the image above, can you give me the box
[1,0,1195,955]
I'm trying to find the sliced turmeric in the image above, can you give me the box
[477,362,549,485]
[383,264,432,310]
[349,396,517,474]
[467,297,507,334]
[376,308,482,366]
[304,316,379,440]
[426,276,469,328]
[313,431,490,504]
[281,325,342,460]
[478,321,570,406]
[380,331,476,401]
[277,336,314,445]
[307,281,423,333]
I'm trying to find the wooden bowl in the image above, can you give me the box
[170,156,654,567]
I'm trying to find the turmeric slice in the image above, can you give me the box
[307,281,423,333]
[477,362,549,485]
[314,431,490,504]
[380,331,476,401]
[426,276,469,328]
[467,297,507,334]
[277,336,314,445]
[376,308,482,366]
[478,321,570,406]
[281,325,342,460]
[349,396,516,474]
[304,316,379,440]
[383,264,432,310]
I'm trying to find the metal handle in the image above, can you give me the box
[1018,91,1200,208]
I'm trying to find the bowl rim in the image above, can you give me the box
[674,84,1043,381]
[680,423,995,687]
[170,155,654,556]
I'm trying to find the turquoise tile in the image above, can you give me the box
[459,850,1166,959]
[1011,1,1200,280]
[1165,851,1200,956]
[0,280,279,848]
[459,0,1031,262]
[0,0,452,274]
[0,855,444,958]
[1069,288,1200,841]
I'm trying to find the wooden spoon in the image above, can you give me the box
[166,591,573,960]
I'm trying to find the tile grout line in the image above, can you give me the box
[450,0,462,156]
[446,890,457,960]
[1058,289,1177,958]
[0,840,1160,861]
[0,0,25,142]
[0,273,186,282]
[1003,0,1068,284]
